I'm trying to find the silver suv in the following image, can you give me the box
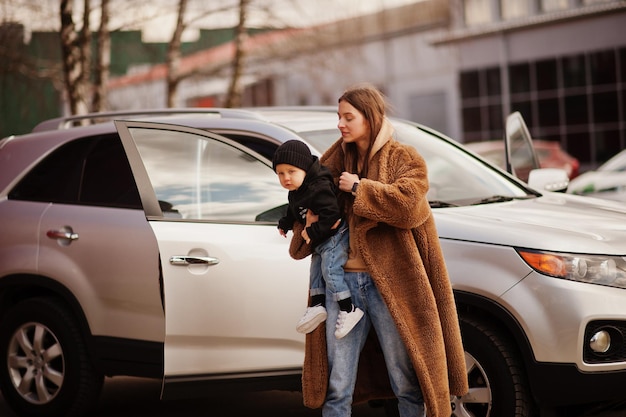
[1,108,625,417]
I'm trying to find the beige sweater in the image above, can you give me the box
[289,120,469,417]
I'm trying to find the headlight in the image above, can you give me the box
[517,249,626,289]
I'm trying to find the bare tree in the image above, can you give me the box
[92,0,110,112]
[224,0,249,108]
[166,0,187,108]
[165,0,243,108]
[59,0,114,115]
[80,0,91,97]
[60,0,89,115]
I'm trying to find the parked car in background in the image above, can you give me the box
[1,108,626,417]
[567,149,626,202]
[466,139,580,181]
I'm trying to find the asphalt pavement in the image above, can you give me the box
[0,377,387,417]
[1,376,625,417]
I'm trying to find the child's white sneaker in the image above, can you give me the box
[296,305,327,334]
[334,305,364,339]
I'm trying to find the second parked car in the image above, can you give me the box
[466,138,580,180]
[567,149,626,202]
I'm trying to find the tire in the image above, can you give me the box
[454,315,534,417]
[0,297,104,417]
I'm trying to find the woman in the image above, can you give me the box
[290,84,468,417]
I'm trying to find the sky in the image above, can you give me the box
[2,0,423,42]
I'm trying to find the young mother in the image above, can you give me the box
[290,84,468,417]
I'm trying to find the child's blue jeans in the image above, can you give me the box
[308,221,350,302]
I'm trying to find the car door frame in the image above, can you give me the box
[114,120,306,399]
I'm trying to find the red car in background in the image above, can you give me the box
[466,139,580,180]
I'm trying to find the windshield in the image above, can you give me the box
[299,120,532,207]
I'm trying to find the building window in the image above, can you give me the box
[509,63,531,94]
[486,67,502,95]
[590,50,617,85]
[461,71,480,98]
[464,0,493,26]
[567,132,591,164]
[564,95,588,125]
[461,47,626,169]
[462,106,483,132]
[593,91,619,123]
[501,0,529,20]
[536,59,558,91]
[562,55,587,88]
[537,97,560,128]
[460,67,503,142]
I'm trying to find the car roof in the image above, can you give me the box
[29,107,339,133]
[1,107,348,194]
[31,108,268,132]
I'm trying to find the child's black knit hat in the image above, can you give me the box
[272,140,314,172]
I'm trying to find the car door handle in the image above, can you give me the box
[46,229,79,241]
[169,256,220,266]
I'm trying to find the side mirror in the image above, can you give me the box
[527,168,569,193]
[505,112,540,183]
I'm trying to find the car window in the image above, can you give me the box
[214,132,278,161]
[298,121,529,206]
[481,149,507,168]
[9,135,142,209]
[126,127,286,222]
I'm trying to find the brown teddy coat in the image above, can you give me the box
[290,120,469,417]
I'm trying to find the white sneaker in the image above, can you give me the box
[296,305,327,334]
[334,306,364,339]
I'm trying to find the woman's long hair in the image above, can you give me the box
[338,84,387,179]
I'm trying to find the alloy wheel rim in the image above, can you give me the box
[7,322,65,404]
[451,352,492,417]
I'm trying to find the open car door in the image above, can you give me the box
[505,112,569,192]
[504,112,540,182]
[114,120,308,399]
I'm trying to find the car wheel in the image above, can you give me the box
[0,297,103,417]
[454,315,534,417]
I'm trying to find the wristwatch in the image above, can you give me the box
[351,181,359,195]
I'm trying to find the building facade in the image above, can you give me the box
[443,0,626,170]
[106,0,626,170]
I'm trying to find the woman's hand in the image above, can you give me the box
[302,210,319,244]
[339,171,359,193]
[305,210,319,227]
[301,228,311,244]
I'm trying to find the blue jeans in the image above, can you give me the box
[322,272,425,417]
[309,222,350,301]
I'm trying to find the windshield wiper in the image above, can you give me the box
[429,200,458,208]
[472,195,532,205]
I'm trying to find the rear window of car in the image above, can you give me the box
[9,135,142,209]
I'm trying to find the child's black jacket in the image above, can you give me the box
[278,157,341,248]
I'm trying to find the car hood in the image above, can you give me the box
[434,192,626,255]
